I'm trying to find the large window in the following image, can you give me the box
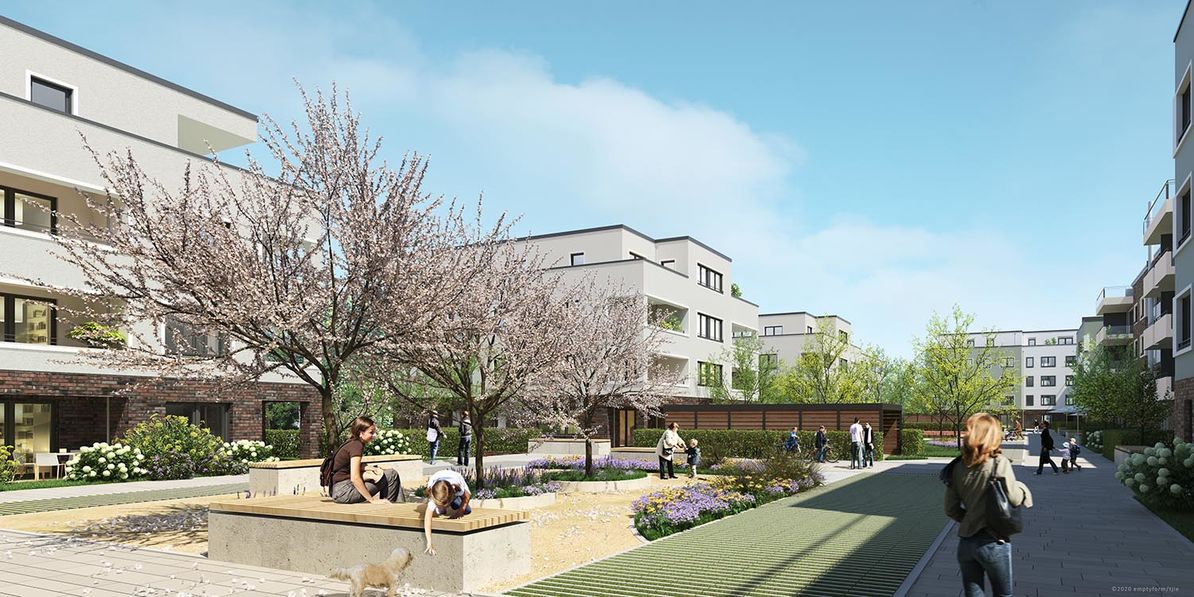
[1041,376,1056,387]
[1,402,54,468]
[2,187,56,234]
[164,316,227,356]
[1041,395,1057,406]
[1,294,56,345]
[1059,337,1074,345]
[30,77,73,114]
[697,361,722,387]
[697,264,723,293]
[698,313,723,342]
[1041,356,1056,367]
[165,403,231,440]
[1025,357,1034,368]
[760,353,779,369]
[763,325,783,336]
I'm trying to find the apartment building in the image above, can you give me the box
[758,312,861,369]
[965,329,1078,427]
[1174,3,1194,442]
[0,17,320,465]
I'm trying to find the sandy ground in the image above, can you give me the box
[0,476,704,591]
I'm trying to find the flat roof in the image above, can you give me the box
[759,311,853,325]
[1176,0,1193,42]
[520,224,733,262]
[0,16,257,121]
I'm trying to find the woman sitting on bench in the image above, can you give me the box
[422,468,471,555]
[330,416,403,504]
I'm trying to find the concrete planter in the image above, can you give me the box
[551,474,652,493]
[610,447,657,463]
[249,454,424,496]
[472,492,557,510]
[528,438,611,456]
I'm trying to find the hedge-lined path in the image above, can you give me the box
[0,475,246,516]
[505,462,950,597]
[904,434,1194,597]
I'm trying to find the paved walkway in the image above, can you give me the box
[905,434,1194,597]
[506,461,949,597]
[0,475,247,504]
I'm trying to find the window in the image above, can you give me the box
[1041,376,1056,387]
[30,76,73,113]
[1,294,56,345]
[986,337,995,347]
[1003,356,1015,368]
[1,402,54,464]
[569,252,585,266]
[661,259,675,269]
[1025,376,1034,387]
[1060,336,1074,345]
[697,361,722,387]
[1182,190,1192,245]
[1026,395,1034,406]
[2,187,57,234]
[839,331,849,343]
[1041,356,1056,367]
[1065,355,1077,367]
[760,354,779,369]
[966,339,975,347]
[164,316,227,356]
[165,403,231,440]
[1041,395,1057,406]
[839,358,849,370]
[1003,396,1015,406]
[1182,293,1192,350]
[1065,375,1074,387]
[1182,84,1192,139]
[1025,357,1034,368]
[698,313,723,342]
[763,325,783,336]
[1028,338,1036,346]
[698,264,723,293]
[806,326,813,334]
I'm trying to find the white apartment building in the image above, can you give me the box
[758,312,860,369]
[966,329,1078,426]
[0,16,319,463]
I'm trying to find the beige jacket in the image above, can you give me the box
[655,430,683,461]
[944,454,1033,538]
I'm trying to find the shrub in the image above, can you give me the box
[1085,430,1103,453]
[144,453,195,480]
[631,429,884,463]
[1115,438,1194,511]
[122,414,224,472]
[66,321,127,349]
[1100,429,1171,460]
[265,429,300,460]
[710,451,823,500]
[363,430,413,456]
[394,427,538,457]
[222,440,278,465]
[0,446,19,483]
[66,442,146,482]
[900,429,925,455]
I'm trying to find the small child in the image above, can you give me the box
[685,438,701,478]
[1068,438,1082,471]
[1057,440,1071,474]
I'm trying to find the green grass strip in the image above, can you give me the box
[0,483,246,516]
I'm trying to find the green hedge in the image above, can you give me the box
[630,429,885,462]
[900,429,925,456]
[265,429,301,460]
[1098,429,1172,460]
[394,427,538,458]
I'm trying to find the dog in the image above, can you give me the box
[328,547,414,597]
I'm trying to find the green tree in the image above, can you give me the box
[780,320,862,403]
[709,334,782,403]
[1068,345,1170,441]
[914,306,1018,449]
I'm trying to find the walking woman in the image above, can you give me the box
[655,422,684,480]
[944,413,1032,597]
[330,416,403,504]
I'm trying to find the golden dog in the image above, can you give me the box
[328,547,414,597]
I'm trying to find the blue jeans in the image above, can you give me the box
[429,439,440,463]
[458,436,471,466]
[864,444,875,467]
[957,532,1013,597]
[816,445,827,462]
[449,495,472,516]
[850,441,862,468]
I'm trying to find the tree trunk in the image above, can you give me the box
[585,438,594,479]
[473,412,486,490]
[321,389,339,456]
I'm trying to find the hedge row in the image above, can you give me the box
[900,429,925,456]
[630,429,886,463]
[395,427,539,458]
[901,420,957,432]
[265,429,301,460]
[1098,429,1172,460]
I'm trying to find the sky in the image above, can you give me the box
[4,1,1186,358]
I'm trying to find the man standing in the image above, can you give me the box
[848,417,864,470]
[427,409,442,464]
[457,410,473,466]
[815,426,829,463]
[1036,420,1059,475]
[862,421,875,468]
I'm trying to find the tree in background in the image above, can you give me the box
[779,319,861,403]
[914,306,1018,449]
[709,333,783,403]
[1068,345,1170,442]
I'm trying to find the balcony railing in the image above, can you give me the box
[1144,179,1176,235]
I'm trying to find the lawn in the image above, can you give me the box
[0,479,94,493]
[1138,497,1194,544]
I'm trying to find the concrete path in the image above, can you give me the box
[904,434,1194,597]
[0,475,248,504]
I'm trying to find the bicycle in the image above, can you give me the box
[806,444,837,464]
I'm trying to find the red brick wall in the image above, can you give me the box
[0,370,322,458]
[1173,378,1194,442]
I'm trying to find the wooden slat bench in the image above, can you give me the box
[208,495,530,593]
[248,454,425,497]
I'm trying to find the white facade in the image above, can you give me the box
[966,329,1078,420]
[518,225,759,400]
[757,312,861,369]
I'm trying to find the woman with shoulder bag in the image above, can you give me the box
[655,423,684,480]
[943,413,1033,597]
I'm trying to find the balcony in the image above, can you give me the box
[1095,286,1133,315]
[1144,251,1175,298]
[1144,179,1176,246]
[1144,313,1173,349]
[1095,324,1132,347]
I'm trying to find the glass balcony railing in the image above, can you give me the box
[1096,286,1132,307]
[1144,179,1176,235]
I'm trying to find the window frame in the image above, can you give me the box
[0,293,58,345]
[1025,356,1034,368]
[697,313,723,343]
[27,73,77,115]
[763,325,783,336]
[1177,61,1193,153]
[1025,395,1034,407]
[1178,285,1193,355]
[569,252,585,266]
[660,259,675,269]
[1025,375,1034,387]
[1041,375,1056,387]
[1041,394,1057,407]
[1041,356,1056,368]
[697,361,723,387]
[1065,355,1076,367]
[1027,338,1036,346]
[1,186,58,235]
[697,264,723,293]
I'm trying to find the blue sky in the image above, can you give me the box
[5,1,1185,357]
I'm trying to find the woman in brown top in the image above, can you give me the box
[330,416,403,504]
[944,413,1033,597]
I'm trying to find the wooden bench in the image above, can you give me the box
[208,495,530,593]
[248,454,425,497]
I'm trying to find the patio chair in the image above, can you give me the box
[34,452,64,480]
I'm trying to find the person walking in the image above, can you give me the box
[862,421,876,468]
[457,411,473,466]
[784,426,801,453]
[426,410,443,464]
[848,418,864,470]
[942,412,1032,597]
[1013,420,1023,440]
[1068,437,1083,471]
[1035,420,1059,475]
[815,425,828,463]
[655,422,684,480]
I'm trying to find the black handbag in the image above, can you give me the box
[985,456,1024,539]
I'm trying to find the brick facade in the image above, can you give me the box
[0,369,321,458]
[1173,377,1194,442]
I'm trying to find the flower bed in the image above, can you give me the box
[413,465,560,500]
[528,455,660,472]
[542,469,647,482]
[66,442,147,482]
[1115,438,1194,511]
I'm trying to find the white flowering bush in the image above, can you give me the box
[1115,438,1194,511]
[216,440,278,474]
[66,442,147,483]
[1085,431,1103,453]
[364,429,413,456]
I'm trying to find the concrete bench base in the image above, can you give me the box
[610,447,656,463]
[472,492,556,510]
[528,438,610,457]
[249,455,424,497]
[552,475,652,493]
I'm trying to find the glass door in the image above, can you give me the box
[8,403,52,468]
